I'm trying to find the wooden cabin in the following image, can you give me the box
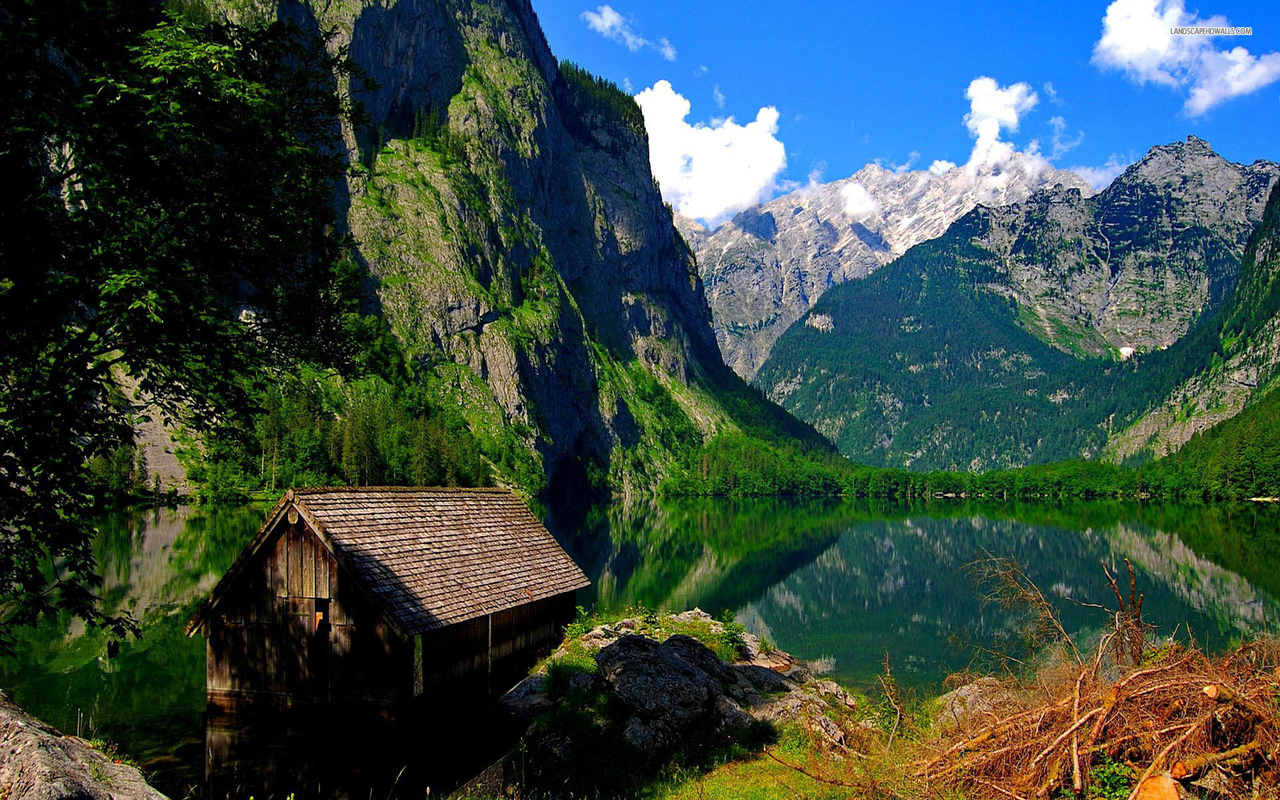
[186,487,589,708]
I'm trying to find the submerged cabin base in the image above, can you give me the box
[189,488,589,709]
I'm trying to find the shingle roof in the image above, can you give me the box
[188,487,589,637]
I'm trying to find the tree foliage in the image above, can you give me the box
[0,0,364,647]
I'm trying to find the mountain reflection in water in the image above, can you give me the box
[1,499,1276,798]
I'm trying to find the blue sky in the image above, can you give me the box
[532,0,1280,224]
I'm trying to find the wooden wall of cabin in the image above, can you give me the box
[206,519,412,706]
[417,592,576,690]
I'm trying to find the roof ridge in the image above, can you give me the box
[290,485,515,495]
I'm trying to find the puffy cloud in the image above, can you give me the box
[581,5,677,61]
[963,76,1041,177]
[635,80,787,226]
[841,182,881,222]
[1070,154,1134,190]
[1093,0,1280,115]
[929,159,957,175]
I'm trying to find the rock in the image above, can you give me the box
[671,609,714,623]
[735,664,797,694]
[500,674,552,718]
[813,680,858,710]
[0,691,167,800]
[935,677,1014,732]
[578,624,622,650]
[592,635,760,752]
[750,686,850,749]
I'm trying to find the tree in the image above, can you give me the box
[0,0,365,648]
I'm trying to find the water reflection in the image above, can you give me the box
[1,499,1277,797]
[548,499,1280,690]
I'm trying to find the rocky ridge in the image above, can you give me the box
[977,136,1279,358]
[212,0,814,493]
[682,153,1091,378]
[1105,177,1280,460]
[755,137,1280,470]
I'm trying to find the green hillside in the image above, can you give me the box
[758,142,1279,472]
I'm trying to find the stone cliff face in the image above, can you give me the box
[684,154,1091,378]
[977,137,1279,358]
[755,138,1280,470]
[227,0,775,491]
[1107,180,1280,460]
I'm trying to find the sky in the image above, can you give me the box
[531,0,1280,226]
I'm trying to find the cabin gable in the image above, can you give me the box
[205,514,410,706]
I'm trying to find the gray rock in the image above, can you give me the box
[593,635,758,751]
[500,674,552,718]
[935,677,1014,732]
[0,691,167,800]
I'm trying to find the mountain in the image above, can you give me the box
[1108,173,1280,461]
[680,154,1092,379]
[205,0,826,494]
[756,137,1280,470]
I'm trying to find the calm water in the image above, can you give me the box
[2,499,1278,798]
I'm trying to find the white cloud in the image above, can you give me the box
[1070,154,1134,189]
[1048,116,1084,159]
[694,65,708,77]
[841,182,881,222]
[963,76,1041,177]
[581,6,644,51]
[1043,81,1063,105]
[635,80,787,226]
[778,165,825,195]
[1093,0,1280,115]
[581,5,677,61]
[892,151,921,173]
[929,159,957,175]
[712,85,726,109]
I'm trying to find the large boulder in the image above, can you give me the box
[593,634,761,750]
[0,691,167,800]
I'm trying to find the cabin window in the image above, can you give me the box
[315,598,330,630]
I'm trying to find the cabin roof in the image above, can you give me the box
[187,487,589,637]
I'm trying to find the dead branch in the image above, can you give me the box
[1170,739,1261,781]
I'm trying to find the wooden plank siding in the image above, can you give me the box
[416,593,575,689]
[206,519,409,707]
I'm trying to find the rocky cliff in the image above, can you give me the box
[1107,180,1280,460]
[756,138,1279,470]
[683,154,1091,378]
[215,0,815,492]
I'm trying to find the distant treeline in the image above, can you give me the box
[665,383,1280,501]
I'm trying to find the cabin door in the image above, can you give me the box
[309,598,331,700]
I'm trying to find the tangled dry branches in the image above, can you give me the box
[919,639,1280,800]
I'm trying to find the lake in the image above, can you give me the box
[2,498,1278,798]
